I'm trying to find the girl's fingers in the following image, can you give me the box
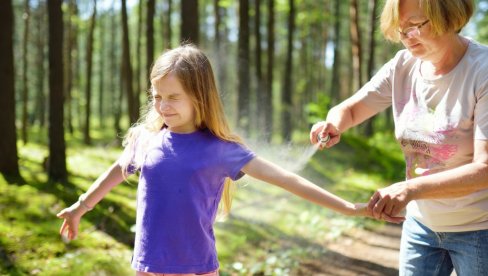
[56,209,63,217]
[57,207,81,240]
[59,220,67,235]
[69,225,77,240]
[57,208,71,218]
[68,221,79,240]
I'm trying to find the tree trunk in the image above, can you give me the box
[213,0,223,90]
[301,30,310,103]
[47,0,68,182]
[121,0,138,125]
[0,0,20,177]
[364,0,379,137]
[72,1,81,133]
[317,2,330,96]
[110,2,122,140]
[98,14,105,128]
[264,0,275,142]
[330,0,342,105]
[65,0,77,134]
[214,0,221,49]
[164,0,172,48]
[349,0,363,92]
[21,0,31,144]
[254,0,266,137]
[367,0,378,81]
[181,0,199,44]
[237,0,250,134]
[146,0,155,89]
[281,0,295,142]
[34,2,47,129]
[135,1,143,101]
[83,1,97,145]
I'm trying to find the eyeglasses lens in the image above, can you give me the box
[407,27,420,38]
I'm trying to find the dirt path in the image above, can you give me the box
[294,223,402,276]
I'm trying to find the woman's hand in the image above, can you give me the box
[310,121,341,149]
[353,203,405,224]
[56,202,87,241]
[367,181,412,220]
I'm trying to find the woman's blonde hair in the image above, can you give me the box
[380,0,474,42]
[121,44,243,216]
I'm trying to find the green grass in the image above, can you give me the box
[0,131,404,275]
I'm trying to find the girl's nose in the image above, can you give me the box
[158,100,170,111]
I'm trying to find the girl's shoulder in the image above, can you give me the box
[199,129,253,153]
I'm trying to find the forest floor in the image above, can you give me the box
[294,223,401,276]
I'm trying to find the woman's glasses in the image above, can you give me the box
[398,20,430,39]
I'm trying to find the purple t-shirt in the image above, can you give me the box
[130,128,255,273]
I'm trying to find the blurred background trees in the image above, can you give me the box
[2,0,487,179]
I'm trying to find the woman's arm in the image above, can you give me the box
[241,156,404,223]
[369,139,488,218]
[310,96,378,148]
[57,161,126,240]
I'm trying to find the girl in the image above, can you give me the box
[57,44,401,276]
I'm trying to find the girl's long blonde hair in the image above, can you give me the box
[120,44,243,216]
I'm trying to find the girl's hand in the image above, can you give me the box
[353,203,405,224]
[56,202,87,241]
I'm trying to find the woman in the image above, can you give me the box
[310,0,488,275]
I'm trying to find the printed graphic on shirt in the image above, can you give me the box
[397,85,459,179]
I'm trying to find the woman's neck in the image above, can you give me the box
[422,34,469,77]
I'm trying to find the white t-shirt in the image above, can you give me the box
[356,38,488,232]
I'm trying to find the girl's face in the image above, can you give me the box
[152,73,196,133]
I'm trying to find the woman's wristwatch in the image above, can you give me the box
[78,194,94,211]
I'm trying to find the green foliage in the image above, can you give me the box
[305,93,331,124]
[475,1,488,43]
[0,176,133,276]
[0,136,134,275]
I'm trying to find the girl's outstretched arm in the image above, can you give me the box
[241,157,404,223]
[56,161,125,240]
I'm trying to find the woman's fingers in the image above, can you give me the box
[381,213,405,224]
[310,123,325,144]
[368,192,379,212]
[372,197,387,219]
[383,201,395,216]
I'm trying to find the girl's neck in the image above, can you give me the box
[422,34,469,77]
[165,125,198,134]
